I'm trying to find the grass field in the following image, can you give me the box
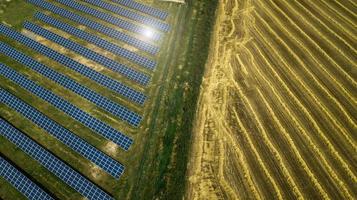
[186,0,356,199]
[0,0,218,199]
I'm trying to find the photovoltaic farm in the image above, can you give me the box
[0,0,210,199]
[1,0,355,200]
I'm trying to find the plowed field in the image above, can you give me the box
[187,0,356,199]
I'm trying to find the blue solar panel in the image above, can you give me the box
[0,42,143,125]
[112,0,168,20]
[28,0,159,55]
[0,64,134,150]
[83,0,170,32]
[0,157,53,200]
[0,116,113,200]
[23,22,150,86]
[0,64,125,178]
[56,0,162,40]
[35,12,156,70]
[0,23,147,105]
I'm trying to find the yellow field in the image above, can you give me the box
[187,0,356,199]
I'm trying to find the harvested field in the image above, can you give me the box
[187,0,356,199]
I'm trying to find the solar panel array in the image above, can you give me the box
[0,65,124,178]
[112,0,168,20]
[28,0,159,55]
[23,22,150,86]
[56,0,162,41]
[0,24,147,105]
[35,12,157,70]
[0,0,170,197]
[83,0,170,32]
[0,156,53,200]
[0,64,134,149]
[0,42,143,125]
[0,116,113,200]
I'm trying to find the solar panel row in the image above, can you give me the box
[83,0,170,32]
[0,0,171,195]
[0,64,134,149]
[0,42,143,126]
[0,64,124,178]
[0,24,147,105]
[28,0,159,55]
[0,115,113,200]
[56,0,162,41]
[35,12,157,70]
[0,156,53,200]
[111,0,168,20]
[23,22,150,86]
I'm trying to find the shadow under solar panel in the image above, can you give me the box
[111,0,169,20]
[0,156,54,200]
[0,42,143,126]
[56,0,162,41]
[0,116,113,200]
[83,0,170,32]
[0,23,147,105]
[34,12,157,70]
[28,0,159,55]
[0,63,134,150]
[23,21,151,86]
[0,63,125,178]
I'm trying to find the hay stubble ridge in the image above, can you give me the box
[187,0,356,199]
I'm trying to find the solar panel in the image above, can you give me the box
[0,42,144,125]
[0,65,125,178]
[0,116,113,200]
[0,23,147,105]
[83,0,170,32]
[0,157,53,200]
[28,0,159,55]
[56,0,162,40]
[111,0,168,20]
[23,22,150,86]
[35,12,156,70]
[0,64,134,150]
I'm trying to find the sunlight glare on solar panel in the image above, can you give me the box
[27,0,159,55]
[23,22,150,86]
[56,0,162,40]
[34,12,157,70]
[83,0,170,32]
[0,23,147,105]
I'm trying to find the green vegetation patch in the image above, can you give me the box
[0,0,37,29]
[0,177,26,200]
[129,0,219,199]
